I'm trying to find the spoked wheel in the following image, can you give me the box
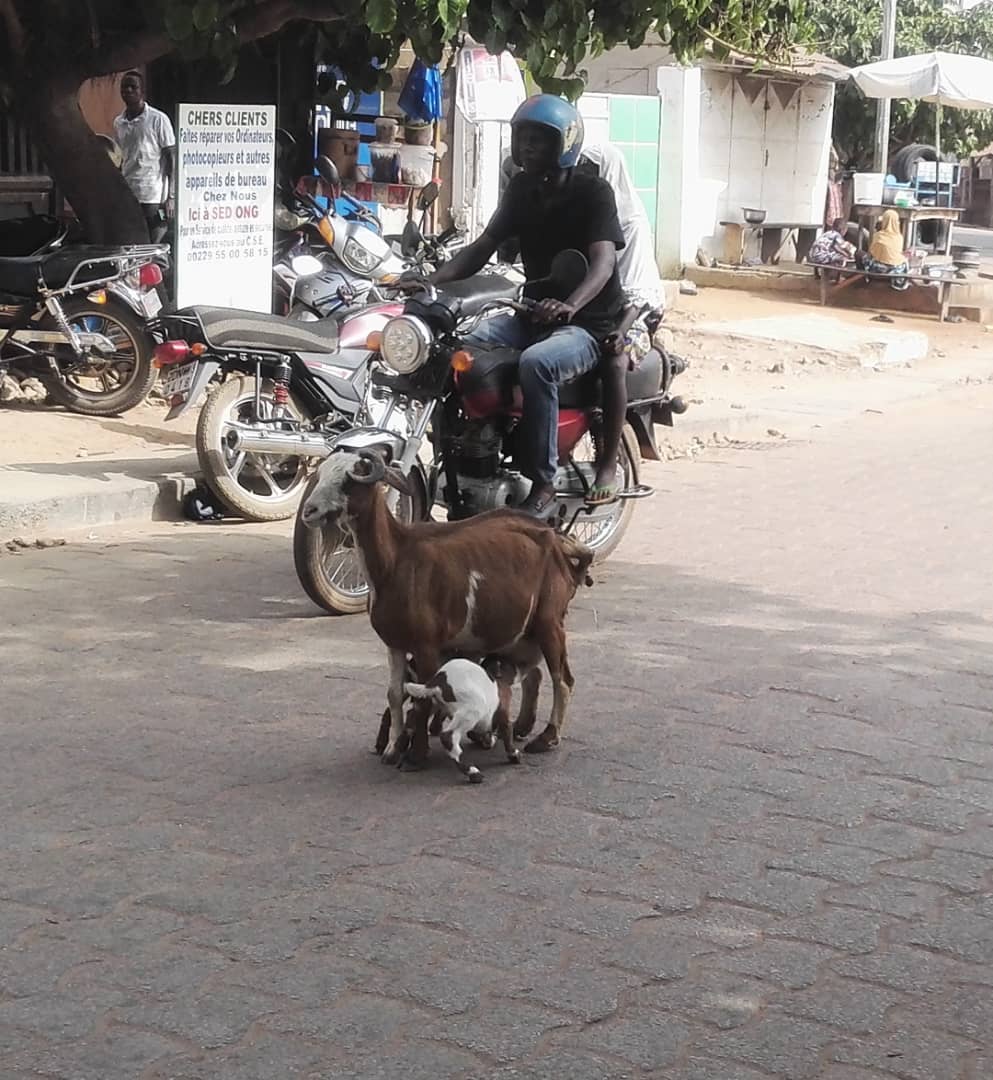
[44,298,156,416]
[196,376,313,522]
[560,423,639,562]
[293,470,426,615]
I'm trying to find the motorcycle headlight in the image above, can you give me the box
[342,236,381,274]
[380,316,431,374]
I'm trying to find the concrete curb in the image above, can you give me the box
[0,453,197,541]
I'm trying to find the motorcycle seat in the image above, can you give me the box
[0,256,47,296]
[188,306,340,354]
[439,273,519,319]
[459,342,662,411]
[0,247,141,297]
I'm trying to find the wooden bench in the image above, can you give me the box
[817,266,963,322]
[720,221,821,265]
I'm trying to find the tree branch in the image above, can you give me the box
[82,29,172,79]
[80,0,344,82]
[233,0,345,43]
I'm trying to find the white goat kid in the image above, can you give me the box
[404,657,520,783]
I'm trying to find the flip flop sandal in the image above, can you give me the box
[586,485,619,507]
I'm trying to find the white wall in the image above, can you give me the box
[696,69,834,261]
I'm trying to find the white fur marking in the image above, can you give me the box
[452,570,484,650]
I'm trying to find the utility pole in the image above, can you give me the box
[872,0,898,172]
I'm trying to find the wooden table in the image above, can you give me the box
[720,220,821,265]
[852,204,963,256]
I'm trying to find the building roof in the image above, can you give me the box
[706,46,850,84]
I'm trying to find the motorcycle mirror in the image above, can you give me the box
[315,155,341,188]
[401,220,422,257]
[291,254,324,278]
[416,181,439,211]
[523,249,588,302]
[274,207,304,231]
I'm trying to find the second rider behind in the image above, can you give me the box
[428,95,625,517]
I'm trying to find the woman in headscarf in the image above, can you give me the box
[578,142,665,504]
[862,210,909,290]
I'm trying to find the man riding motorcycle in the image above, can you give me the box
[428,95,626,517]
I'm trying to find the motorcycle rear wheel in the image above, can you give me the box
[293,470,426,615]
[44,297,155,416]
[196,375,312,522]
[563,423,639,563]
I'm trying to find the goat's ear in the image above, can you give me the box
[384,467,412,495]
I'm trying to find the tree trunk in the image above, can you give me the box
[22,80,150,245]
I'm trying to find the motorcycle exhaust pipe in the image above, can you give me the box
[225,426,333,459]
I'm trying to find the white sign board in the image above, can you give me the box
[175,104,275,312]
[456,48,526,123]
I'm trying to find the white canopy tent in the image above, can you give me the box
[850,51,993,156]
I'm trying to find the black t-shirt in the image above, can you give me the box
[485,170,626,338]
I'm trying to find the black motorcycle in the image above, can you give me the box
[293,251,687,614]
[0,215,168,415]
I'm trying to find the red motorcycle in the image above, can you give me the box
[291,250,686,614]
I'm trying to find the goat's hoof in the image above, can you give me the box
[524,735,559,754]
[380,747,402,766]
[467,767,484,784]
[507,750,522,764]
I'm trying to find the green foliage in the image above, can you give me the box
[807,0,993,165]
[1,0,810,104]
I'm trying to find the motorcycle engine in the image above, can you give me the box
[442,420,529,514]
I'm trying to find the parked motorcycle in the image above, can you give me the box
[273,159,456,320]
[153,272,406,521]
[0,216,168,415]
[155,250,523,522]
[286,250,687,614]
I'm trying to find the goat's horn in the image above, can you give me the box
[347,450,386,485]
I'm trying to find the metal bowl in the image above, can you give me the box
[742,208,766,225]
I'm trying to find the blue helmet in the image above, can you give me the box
[510,95,585,170]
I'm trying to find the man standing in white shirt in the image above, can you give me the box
[113,71,176,242]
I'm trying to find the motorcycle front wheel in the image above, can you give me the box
[293,470,426,615]
[44,297,156,416]
[196,375,313,522]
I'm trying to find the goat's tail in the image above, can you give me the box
[558,533,595,588]
[404,680,445,704]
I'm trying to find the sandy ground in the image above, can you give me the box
[1,286,990,470]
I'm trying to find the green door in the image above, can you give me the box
[607,96,662,235]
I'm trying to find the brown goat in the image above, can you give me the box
[300,450,593,766]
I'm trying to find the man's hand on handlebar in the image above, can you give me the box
[532,298,575,325]
[396,270,430,293]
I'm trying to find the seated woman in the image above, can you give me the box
[808,217,856,272]
[578,142,664,504]
[860,210,910,291]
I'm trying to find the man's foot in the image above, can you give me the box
[588,466,619,506]
[517,485,557,519]
[586,482,618,506]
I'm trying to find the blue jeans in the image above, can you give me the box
[467,314,600,486]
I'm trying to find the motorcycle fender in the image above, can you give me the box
[106,280,144,316]
[626,405,662,462]
[165,360,220,420]
[331,426,407,463]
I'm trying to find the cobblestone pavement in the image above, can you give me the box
[2,385,992,1079]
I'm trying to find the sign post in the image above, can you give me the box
[175,104,276,312]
